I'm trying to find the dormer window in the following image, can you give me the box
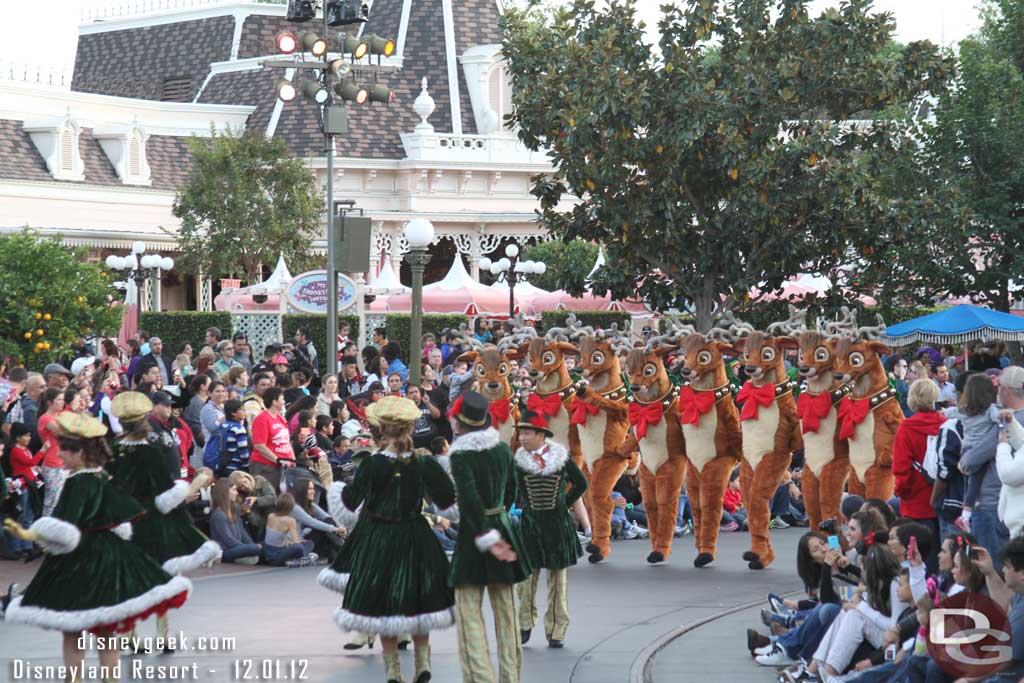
[487,65,514,131]
[23,117,85,182]
[94,125,151,186]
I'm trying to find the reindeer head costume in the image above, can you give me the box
[675,314,742,568]
[730,308,803,570]
[559,315,637,563]
[831,310,902,500]
[511,319,579,456]
[622,316,692,565]
[456,323,521,438]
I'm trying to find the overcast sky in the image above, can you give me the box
[0,0,985,75]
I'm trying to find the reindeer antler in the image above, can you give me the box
[457,322,485,352]
[719,310,756,339]
[545,320,573,342]
[607,321,635,355]
[856,314,887,341]
[507,317,540,348]
[643,330,679,354]
[704,310,741,343]
[767,305,807,337]
[820,306,859,340]
[565,313,595,342]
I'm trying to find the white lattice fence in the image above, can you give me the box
[364,314,387,349]
[231,313,282,358]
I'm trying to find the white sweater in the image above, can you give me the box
[995,416,1024,538]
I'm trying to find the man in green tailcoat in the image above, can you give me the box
[448,391,531,683]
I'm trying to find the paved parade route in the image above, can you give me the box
[1,530,800,683]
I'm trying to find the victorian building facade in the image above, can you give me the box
[0,0,570,310]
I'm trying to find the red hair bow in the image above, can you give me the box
[864,531,875,546]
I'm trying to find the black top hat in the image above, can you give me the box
[449,391,491,430]
[514,408,553,438]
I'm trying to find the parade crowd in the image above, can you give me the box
[2,319,1024,683]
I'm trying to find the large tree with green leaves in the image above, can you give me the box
[503,0,954,327]
[172,126,322,284]
[906,0,1024,312]
[522,238,599,292]
[0,230,120,368]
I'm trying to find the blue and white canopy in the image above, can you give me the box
[882,304,1024,346]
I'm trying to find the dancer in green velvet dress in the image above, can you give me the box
[322,396,456,683]
[512,409,587,648]
[110,392,219,647]
[3,412,191,681]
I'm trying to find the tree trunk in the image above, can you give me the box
[694,278,717,330]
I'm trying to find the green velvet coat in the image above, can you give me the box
[320,450,457,636]
[448,428,532,587]
[513,440,587,570]
[5,467,192,633]
[112,437,220,574]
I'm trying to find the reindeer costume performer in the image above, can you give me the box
[796,309,855,531]
[833,313,902,501]
[621,320,689,565]
[730,311,802,569]
[676,320,742,568]
[565,316,635,563]
[457,324,521,447]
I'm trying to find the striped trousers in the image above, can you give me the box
[516,569,569,641]
[455,584,521,683]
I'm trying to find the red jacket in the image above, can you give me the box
[10,445,43,482]
[893,410,947,519]
[723,488,743,513]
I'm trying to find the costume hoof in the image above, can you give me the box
[647,552,665,564]
[694,553,714,568]
[585,543,600,555]
[748,559,766,570]
[588,551,605,564]
[742,551,758,562]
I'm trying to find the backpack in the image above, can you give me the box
[202,423,231,471]
[914,418,959,486]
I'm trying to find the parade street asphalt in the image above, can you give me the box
[0,529,801,683]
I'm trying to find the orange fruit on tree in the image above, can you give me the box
[23,332,32,340]
[35,312,42,320]
[36,329,44,336]
[43,313,52,320]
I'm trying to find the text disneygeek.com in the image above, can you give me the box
[9,633,310,680]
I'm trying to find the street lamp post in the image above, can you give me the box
[403,219,434,388]
[105,241,175,312]
[479,244,546,319]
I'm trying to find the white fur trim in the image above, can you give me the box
[111,523,133,541]
[334,606,454,636]
[449,428,501,454]
[326,482,360,529]
[154,480,190,514]
[514,441,569,476]
[5,575,191,632]
[161,540,222,575]
[317,568,350,594]
[474,529,501,553]
[31,517,81,555]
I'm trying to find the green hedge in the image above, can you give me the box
[385,314,468,359]
[138,311,233,355]
[539,310,631,333]
[282,313,361,368]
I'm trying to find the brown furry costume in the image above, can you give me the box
[676,333,742,568]
[620,337,687,565]
[834,334,903,502]
[570,333,634,563]
[733,325,802,570]
[457,341,521,448]
[796,331,852,532]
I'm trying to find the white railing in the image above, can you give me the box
[0,62,71,88]
[80,0,278,22]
